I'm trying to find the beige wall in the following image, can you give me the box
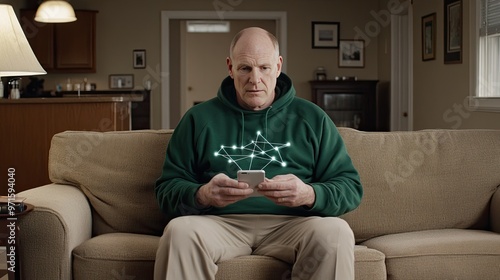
[412,0,500,129]
[377,0,393,84]
[10,0,499,130]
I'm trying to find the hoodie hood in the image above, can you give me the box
[216,73,296,146]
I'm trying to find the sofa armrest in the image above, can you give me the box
[17,183,92,280]
[492,187,500,233]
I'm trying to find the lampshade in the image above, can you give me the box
[0,4,46,77]
[35,0,77,23]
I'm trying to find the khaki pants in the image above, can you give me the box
[154,214,354,280]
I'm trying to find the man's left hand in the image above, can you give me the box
[257,174,315,208]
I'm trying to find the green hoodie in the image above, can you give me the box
[155,73,362,221]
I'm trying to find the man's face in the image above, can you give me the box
[227,35,283,111]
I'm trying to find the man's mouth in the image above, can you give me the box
[247,89,262,93]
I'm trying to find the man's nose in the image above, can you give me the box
[249,69,261,84]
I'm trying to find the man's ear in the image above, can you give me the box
[226,57,234,79]
[276,56,283,76]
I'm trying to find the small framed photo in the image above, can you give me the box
[444,0,462,64]
[133,49,146,69]
[109,74,134,89]
[338,40,365,68]
[312,21,340,49]
[422,13,436,61]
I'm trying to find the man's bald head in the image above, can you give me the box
[229,27,280,59]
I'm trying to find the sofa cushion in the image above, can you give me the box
[73,233,158,280]
[338,128,500,242]
[352,246,386,280]
[492,188,500,233]
[361,229,500,279]
[73,234,386,280]
[217,246,386,280]
[49,130,173,236]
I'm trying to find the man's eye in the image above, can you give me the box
[239,67,251,72]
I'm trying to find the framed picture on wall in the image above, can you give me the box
[444,0,462,64]
[312,21,340,48]
[133,49,146,69]
[422,13,436,61]
[338,40,365,68]
[109,74,134,89]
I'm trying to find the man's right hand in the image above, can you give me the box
[196,173,254,207]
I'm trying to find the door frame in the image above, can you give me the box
[390,3,413,131]
[161,11,287,129]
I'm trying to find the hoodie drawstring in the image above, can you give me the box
[240,106,273,147]
[265,106,272,139]
[240,111,245,147]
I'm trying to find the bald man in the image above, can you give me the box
[154,27,363,280]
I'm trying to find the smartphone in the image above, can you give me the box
[237,170,265,197]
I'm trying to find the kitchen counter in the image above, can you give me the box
[0,95,144,103]
[0,92,148,193]
[0,89,146,103]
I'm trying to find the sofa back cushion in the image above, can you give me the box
[338,128,500,242]
[49,130,172,236]
[48,128,500,240]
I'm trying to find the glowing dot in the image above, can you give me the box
[286,142,291,146]
[271,156,276,161]
[228,160,232,163]
[214,152,219,156]
[241,146,244,149]
[232,145,237,149]
[221,145,224,148]
[274,147,279,151]
[281,162,287,167]
[250,154,255,158]
[260,151,265,154]
[257,131,261,135]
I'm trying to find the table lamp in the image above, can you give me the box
[0,4,46,99]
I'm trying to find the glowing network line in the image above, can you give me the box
[214,131,291,170]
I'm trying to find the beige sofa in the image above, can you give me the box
[18,128,500,280]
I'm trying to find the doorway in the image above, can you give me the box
[161,11,287,129]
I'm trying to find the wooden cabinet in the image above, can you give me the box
[310,80,389,131]
[131,90,151,129]
[20,9,97,73]
[0,96,139,193]
[61,90,152,130]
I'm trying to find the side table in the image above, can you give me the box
[0,203,34,280]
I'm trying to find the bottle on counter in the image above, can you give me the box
[8,78,21,99]
[66,78,73,91]
[84,77,92,91]
[0,80,3,99]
